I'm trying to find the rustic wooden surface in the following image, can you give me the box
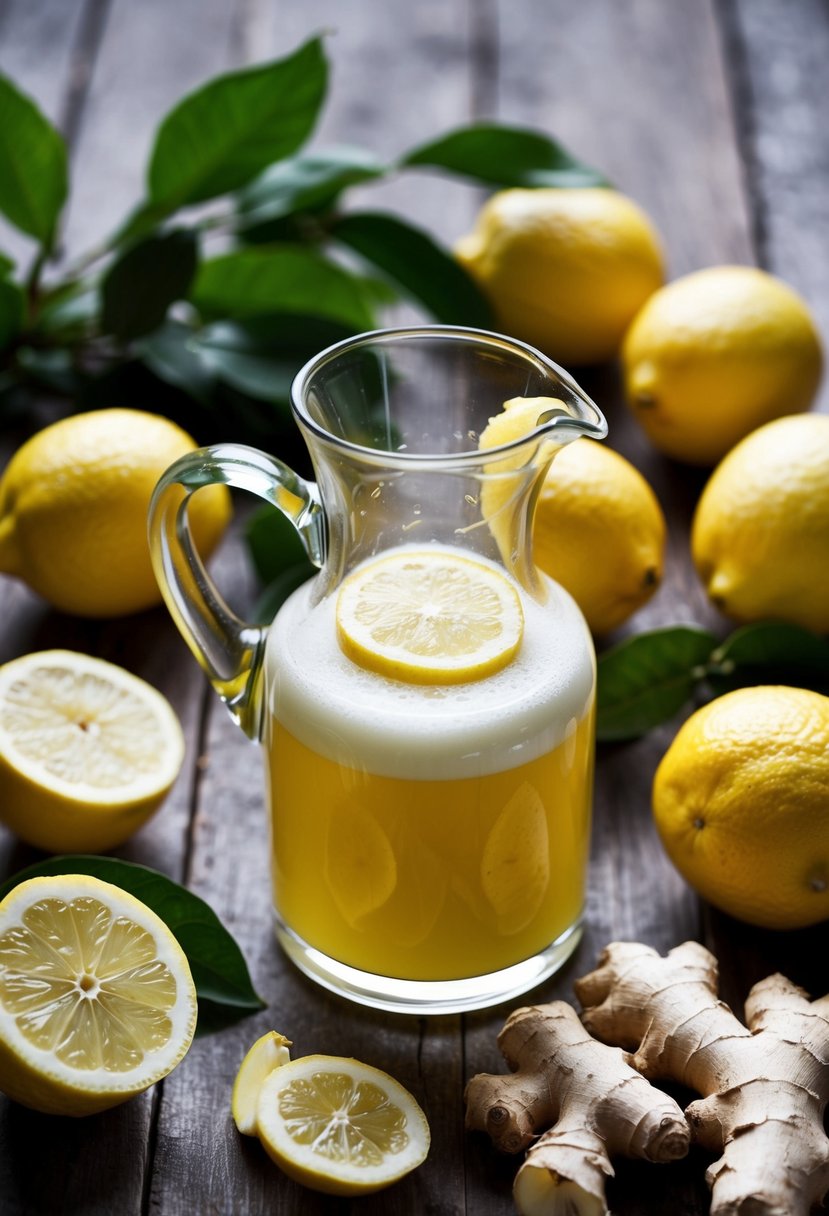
[0,1,827,1213]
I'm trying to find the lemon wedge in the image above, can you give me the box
[255,1055,430,1195]
[0,650,185,852]
[336,549,524,684]
[0,874,197,1116]
[232,1030,292,1135]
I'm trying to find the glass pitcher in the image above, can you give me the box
[149,326,607,1014]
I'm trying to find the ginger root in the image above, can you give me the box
[576,940,829,1216]
[464,1000,690,1215]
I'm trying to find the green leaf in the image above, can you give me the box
[148,37,327,211]
[101,228,198,340]
[331,211,493,326]
[0,252,15,277]
[35,283,99,338]
[191,245,375,329]
[194,313,354,403]
[246,502,311,583]
[0,856,265,1018]
[402,122,609,189]
[0,74,68,243]
[597,626,716,742]
[236,145,386,240]
[0,278,25,349]
[136,320,217,405]
[708,621,829,695]
[15,347,83,397]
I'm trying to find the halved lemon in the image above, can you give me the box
[0,650,185,852]
[232,1030,292,1136]
[0,874,197,1116]
[255,1055,430,1195]
[336,549,524,684]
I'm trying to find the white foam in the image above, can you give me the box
[264,546,595,781]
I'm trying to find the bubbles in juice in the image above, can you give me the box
[264,545,595,981]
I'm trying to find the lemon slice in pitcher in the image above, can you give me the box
[0,874,197,1116]
[335,549,524,684]
[255,1055,430,1195]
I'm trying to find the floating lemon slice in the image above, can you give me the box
[0,650,185,852]
[336,549,524,684]
[0,874,197,1116]
[255,1055,430,1196]
[232,1030,292,1135]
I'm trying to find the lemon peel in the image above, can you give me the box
[232,1030,292,1135]
[0,407,231,617]
[652,686,829,929]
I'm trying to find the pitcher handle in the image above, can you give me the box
[148,443,325,740]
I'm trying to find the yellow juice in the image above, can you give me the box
[264,545,596,984]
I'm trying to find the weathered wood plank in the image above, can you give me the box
[719,0,829,411]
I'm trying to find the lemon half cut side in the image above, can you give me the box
[255,1055,430,1196]
[0,874,197,1116]
[336,549,524,685]
[0,650,185,852]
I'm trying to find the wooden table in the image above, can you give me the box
[1,1,827,1212]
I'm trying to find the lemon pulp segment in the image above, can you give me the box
[335,549,524,684]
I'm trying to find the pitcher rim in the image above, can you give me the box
[290,324,607,466]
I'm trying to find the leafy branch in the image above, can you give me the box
[0,37,605,442]
[596,621,829,742]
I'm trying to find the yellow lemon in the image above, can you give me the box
[0,873,197,1115]
[479,398,666,635]
[622,265,823,465]
[652,686,829,929]
[456,187,664,365]
[336,549,524,684]
[691,413,829,633]
[255,1055,430,1195]
[232,1030,292,1136]
[0,408,231,617]
[0,649,185,852]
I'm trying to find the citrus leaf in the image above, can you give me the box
[101,228,198,340]
[194,313,353,403]
[0,74,68,244]
[136,320,217,405]
[597,626,716,742]
[148,38,327,210]
[0,278,24,349]
[236,145,386,240]
[331,211,493,326]
[402,123,609,189]
[708,621,829,695]
[246,502,313,585]
[0,855,265,1019]
[191,246,375,329]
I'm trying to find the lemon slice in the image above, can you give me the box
[336,549,524,684]
[0,874,197,1116]
[0,650,185,852]
[479,396,566,563]
[255,1055,430,1195]
[232,1030,292,1135]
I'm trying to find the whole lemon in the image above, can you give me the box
[0,408,231,617]
[622,265,823,465]
[534,439,666,635]
[652,686,829,930]
[691,413,829,633]
[456,187,664,365]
